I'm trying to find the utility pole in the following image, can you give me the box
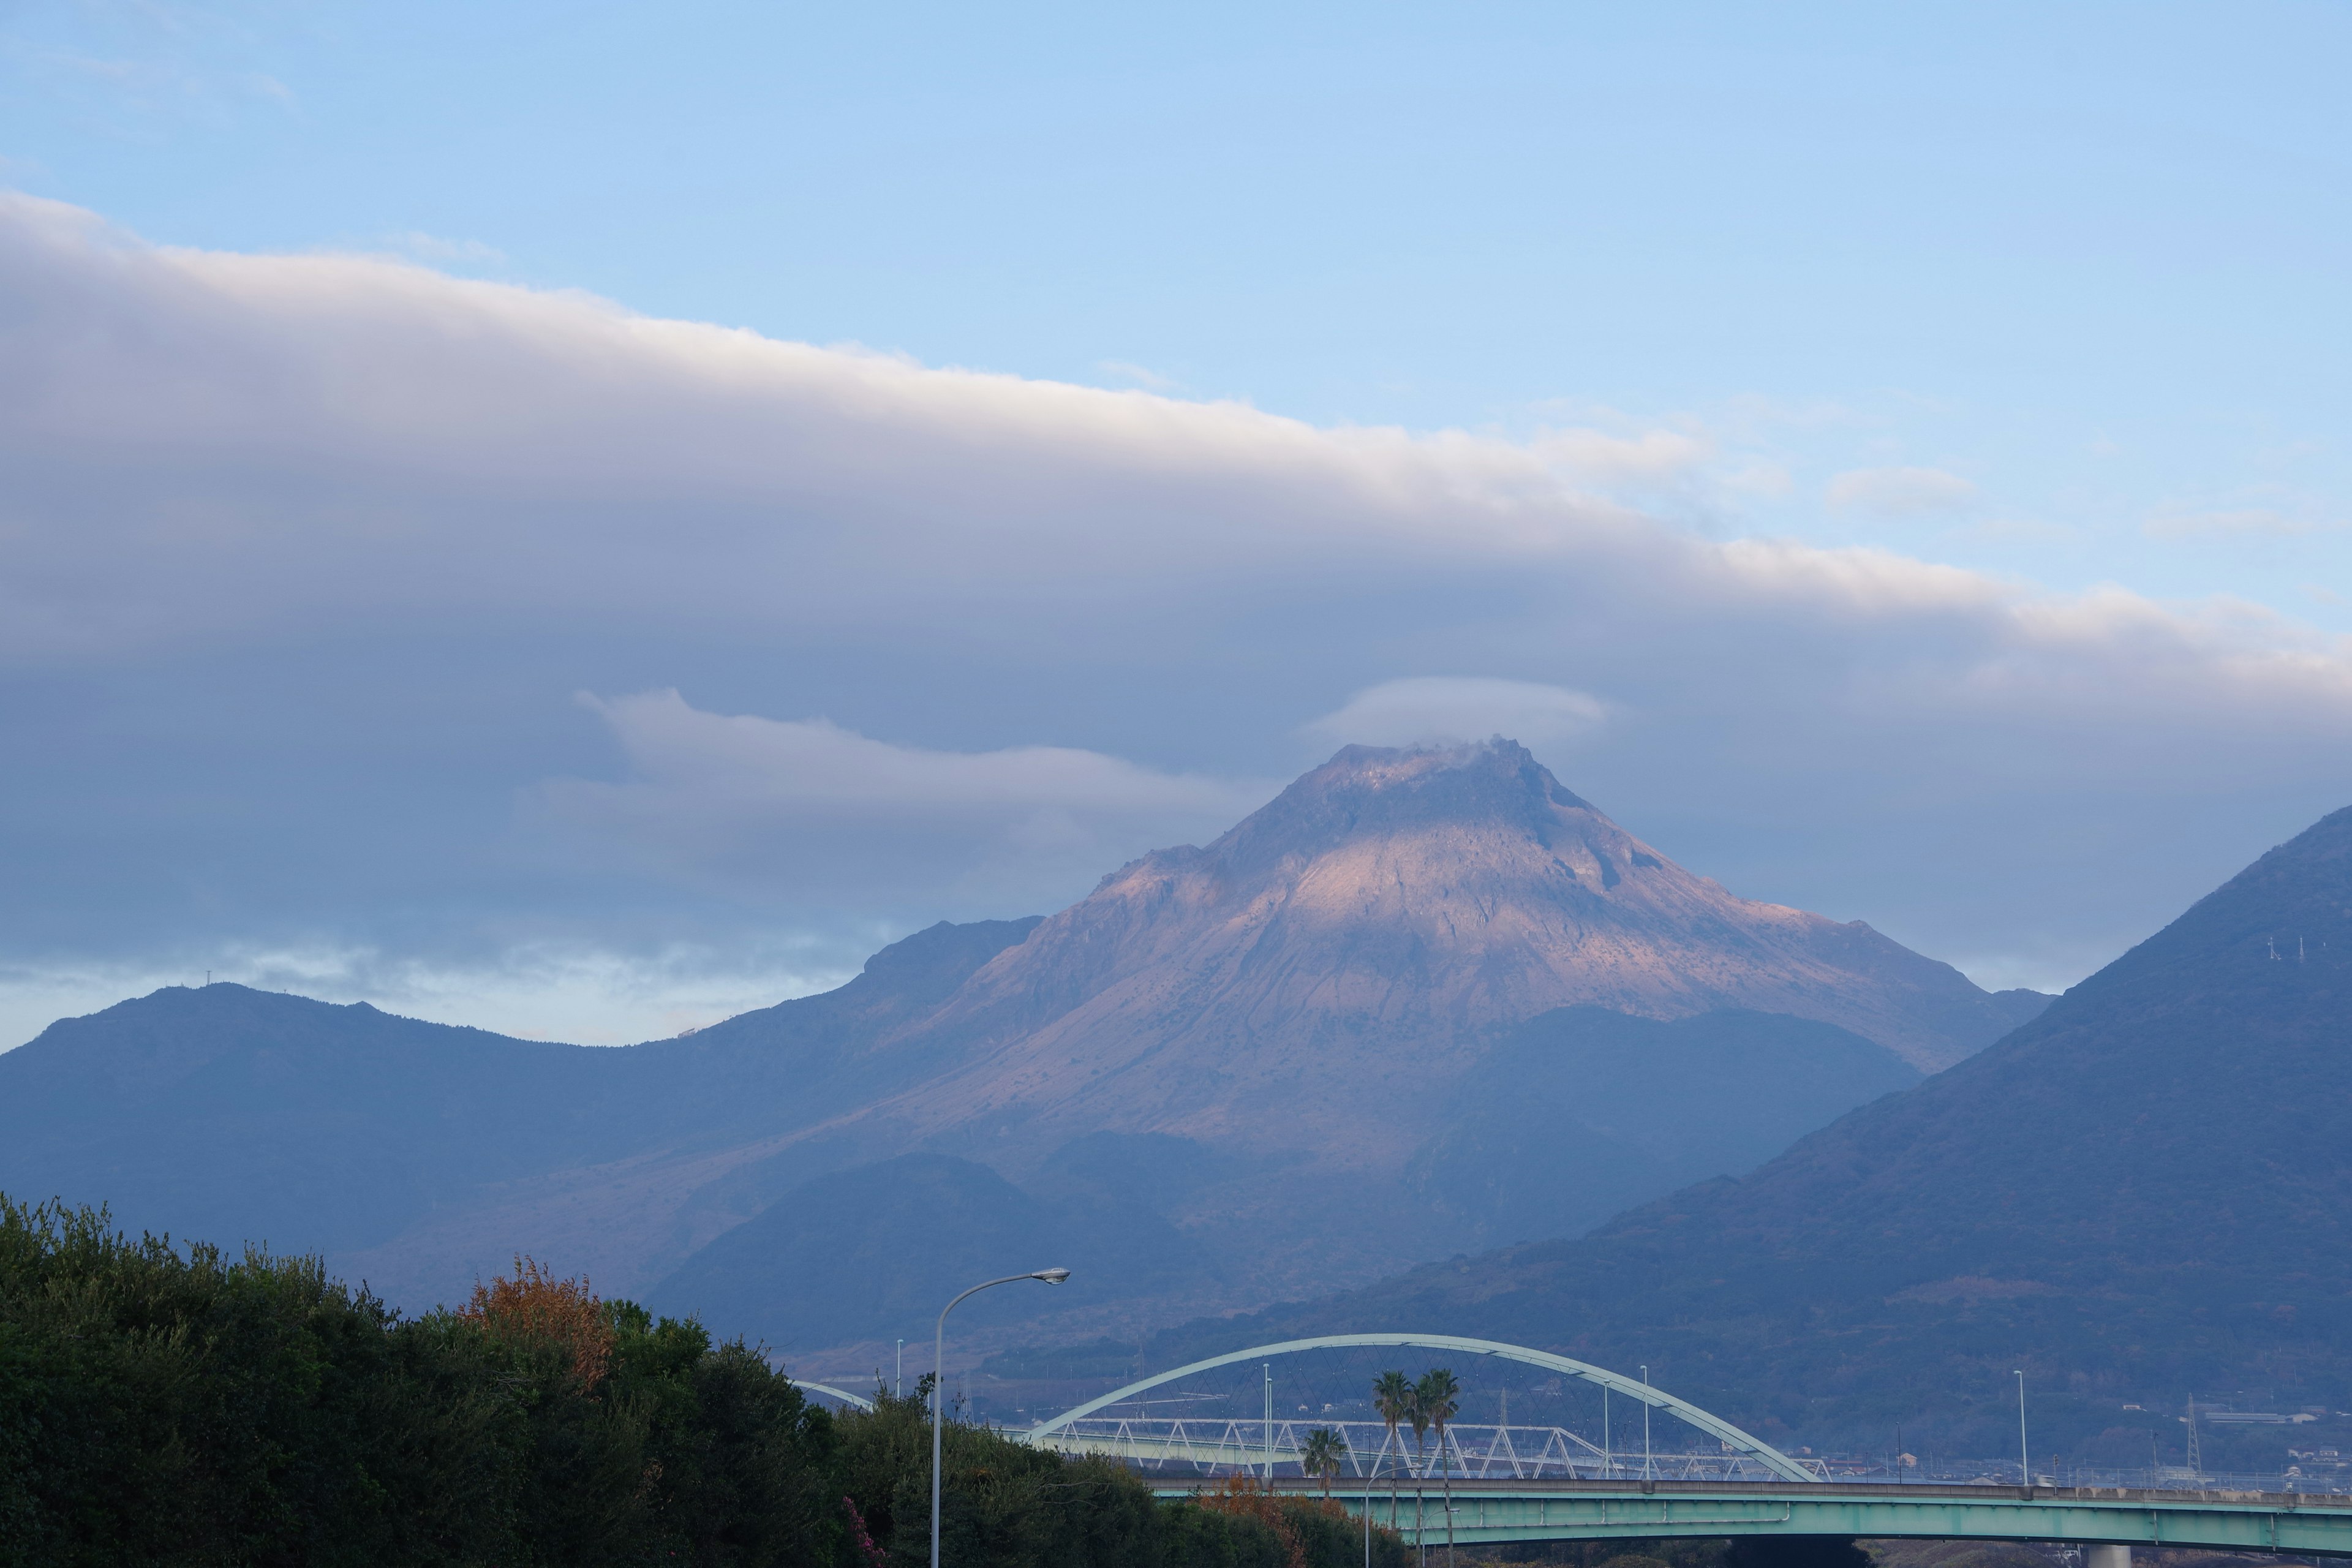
[897,1340,904,1398]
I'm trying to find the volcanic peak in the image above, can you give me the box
[1201,738,1596,878]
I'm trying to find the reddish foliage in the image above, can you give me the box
[459,1255,616,1391]
[842,1496,888,1568]
[1197,1474,1338,1568]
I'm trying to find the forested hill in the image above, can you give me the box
[1152,804,2352,1461]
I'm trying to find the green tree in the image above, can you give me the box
[1415,1368,1462,1568]
[1407,1377,1432,1563]
[1373,1370,1414,1533]
[1301,1427,1349,1500]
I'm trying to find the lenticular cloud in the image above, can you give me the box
[1,189,2350,1017]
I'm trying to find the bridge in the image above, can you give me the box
[1008,1333,2352,1556]
[1186,1477,2352,1556]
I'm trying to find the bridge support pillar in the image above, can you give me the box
[2088,1544,2130,1568]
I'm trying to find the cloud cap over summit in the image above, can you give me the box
[4,194,2350,1042]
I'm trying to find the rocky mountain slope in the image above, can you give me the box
[832,741,2037,1176]
[0,741,2045,1348]
[1153,802,2352,1462]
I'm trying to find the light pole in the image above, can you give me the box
[931,1268,1069,1568]
[2015,1370,2029,1485]
[1640,1366,1653,1480]
[1264,1363,1275,1480]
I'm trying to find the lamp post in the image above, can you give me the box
[1264,1363,1275,1480]
[931,1268,1070,1568]
[1640,1366,1653,1480]
[2015,1370,2029,1485]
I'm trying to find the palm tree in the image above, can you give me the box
[1301,1427,1348,1501]
[1415,1368,1463,1568]
[1407,1378,1433,1565]
[1372,1371,1412,1532]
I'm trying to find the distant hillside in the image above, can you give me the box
[0,741,2046,1347]
[1402,1006,1921,1248]
[1146,804,2352,1464]
[645,1150,1205,1349]
[0,918,1042,1294]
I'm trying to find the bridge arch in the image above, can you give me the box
[791,1379,876,1411]
[1023,1332,1815,1484]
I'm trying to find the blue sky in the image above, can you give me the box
[2,2,2348,1044]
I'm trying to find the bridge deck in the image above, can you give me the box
[1143,1477,2352,1555]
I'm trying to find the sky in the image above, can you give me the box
[2,1,2349,1046]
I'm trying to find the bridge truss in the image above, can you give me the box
[1045,1414,1806,1483]
[1020,1332,1817,1484]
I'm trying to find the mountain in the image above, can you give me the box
[0,918,1042,1285]
[798,741,2036,1170]
[0,740,2045,1348]
[644,1150,1206,1350]
[1400,1006,1922,1248]
[1147,802,2352,1464]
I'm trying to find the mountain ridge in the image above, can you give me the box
[1132,802,2352,1461]
[821,741,2037,1180]
[1,739,2048,1341]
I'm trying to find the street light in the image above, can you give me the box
[1640,1366,1653,1480]
[2015,1370,2029,1485]
[931,1268,1071,1568]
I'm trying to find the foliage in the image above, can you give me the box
[834,1385,1403,1568]
[0,1194,1402,1567]
[1299,1427,1348,1497]
[1417,1368,1463,1562]
[0,1195,846,1567]
[459,1255,616,1389]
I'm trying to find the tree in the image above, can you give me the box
[1301,1427,1349,1500]
[1407,1377,1432,1564]
[1415,1368,1462,1568]
[458,1253,614,1389]
[1373,1370,1413,1533]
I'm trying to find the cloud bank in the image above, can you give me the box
[2,190,2350,1041]
[1305,679,1609,750]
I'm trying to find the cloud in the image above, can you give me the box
[540,691,1272,902]
[3,192,2352,1019]
[1305,678,1608,750]
[1825,465,1980,518]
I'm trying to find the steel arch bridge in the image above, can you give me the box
[1019,1332,1816,1483]
[1017,1334,2352,1556]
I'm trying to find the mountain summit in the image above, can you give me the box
[1191,802,2352,1457]
[857,740,2037,1165]
[1,739,2046,1346]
